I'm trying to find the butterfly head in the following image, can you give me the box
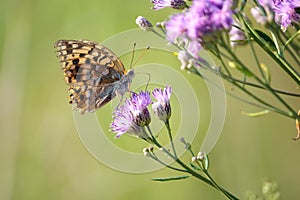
[125,69,134,79]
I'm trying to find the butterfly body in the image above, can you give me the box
[54,39,134,114]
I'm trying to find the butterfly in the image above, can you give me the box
[54,39,134,114]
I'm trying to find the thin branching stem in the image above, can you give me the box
[145,126,239,200]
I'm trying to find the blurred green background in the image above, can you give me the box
[0,0,299,199]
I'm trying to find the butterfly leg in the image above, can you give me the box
[115,94,123,109]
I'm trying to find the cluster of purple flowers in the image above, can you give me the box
[161,0,234,66]
[165,0,234,44]
[252,0,300,31]
[111,86,172,138]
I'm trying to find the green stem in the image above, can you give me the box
[245,28,266,81]
[165,119,177,158]
[278,30,300,66]
[225,45,298,118]
[145,126,239,200]
[220,74,300,97]
[189,67,295,118]
[148,153,188,173]
[240,15,300,85]
[203,170,236,200]
[212,46,293,118]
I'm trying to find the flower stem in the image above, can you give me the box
[240,14,300,85]
[203,170,237,200]
[165,119,177,158]
[145,126,239,200]
[224,45,298,119]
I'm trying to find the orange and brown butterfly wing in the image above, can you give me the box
[54,39,125,113]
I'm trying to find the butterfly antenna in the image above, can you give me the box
[135,72,151,91]
[144,72,151,91]
[129,43,137,70]
[132,46,150,68]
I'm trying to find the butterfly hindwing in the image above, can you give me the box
[54,39,130,113]
[68,84,117,113]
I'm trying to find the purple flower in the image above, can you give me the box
[186,0,234,39]
[151,0,187,10]
[165,13,187,42]
[273,0,300,31]
[211,0,234,30]
[255,0,300,31]
[136,16,153,31]
[152,86,172,122]
[165,0,234,50]
[111,91,151,138]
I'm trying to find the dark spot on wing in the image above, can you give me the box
[72,58,79,65]
[74,65,80,73]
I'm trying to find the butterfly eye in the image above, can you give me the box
[112,73,121,80]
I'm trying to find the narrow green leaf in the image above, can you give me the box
[190,163,202,171]
[241,110,270,117]
[152,175,190,182]
[254,29,277,52]
[203,155,209,171]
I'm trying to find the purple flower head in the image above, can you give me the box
[211,0,234,30]
[136,16,153,31]
[111,105,143,138]
[127,91,152,126]
[273,0,300,31]
[152,86,172,122]
[151,0,187,10]
[111,91,151,138]
[186,0,234,39]
[165,0,234,43]
[166,13,187,42]
[255,0,300,31]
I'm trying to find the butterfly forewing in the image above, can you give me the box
[54,39,130,114]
